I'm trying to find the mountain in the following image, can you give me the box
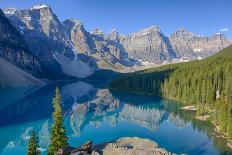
[118,26,176,63]
[0,9,42,76]
[169,29,231,60]
[110,45,232,140]
[63,19,135,71]
[2,4,232,78]
[0,9,45,87]
[4,4,94,78]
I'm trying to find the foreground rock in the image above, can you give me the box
[98,137,177,155]
[61,137,180,155]
[58,141,93,155]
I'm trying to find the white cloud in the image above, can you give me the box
[219,28,229,32]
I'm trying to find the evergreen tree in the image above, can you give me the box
[27,131,40,155]
[110,45,232,140]
[48,88,68,155]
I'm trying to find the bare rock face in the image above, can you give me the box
[119,26,176,63]
[63,19,94,55]
[169,29,231,60]
[0,9,42,76]
[63,19,133,69]
[4,4,96,79]
[4,4,75,74]
[99,137,176,155]
[3,4,232,76]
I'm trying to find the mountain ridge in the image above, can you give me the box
[1,4,232,80]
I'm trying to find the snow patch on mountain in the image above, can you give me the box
[31,4,49,10]
[3,8,16,14]
[53,53,94,78]
[136,59,155,66]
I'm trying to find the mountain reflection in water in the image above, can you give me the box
[0,81,231,155]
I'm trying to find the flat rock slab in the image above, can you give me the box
[101,137,176,155]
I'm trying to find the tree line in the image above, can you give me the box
[110,45,232,140]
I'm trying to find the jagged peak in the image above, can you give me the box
[91,28,104,35]
[30,4,49,10]
[132,25,160,37]
[176,28,193,34]
[176,28,188,32]
[110,28,117,33]
[69,18,83,26]
[109,28,119,36]
[3,8,17,14]
[171,28,196,37]
[140,25,160,33]
[213,33,226,38]
[63,19,85,31]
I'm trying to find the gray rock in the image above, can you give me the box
[169,29,231,60]
[4,4,76,75]
[3,4,232,75]
[63,19,133,69]
[95,137,178,155]
[0,9,42,76]
[119,26,176,63]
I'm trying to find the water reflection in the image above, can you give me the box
[0,81,231,155]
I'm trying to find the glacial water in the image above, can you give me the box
[0,81,231,155]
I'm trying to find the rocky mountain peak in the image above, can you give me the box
[213,33,226,39]
[2,4,231,78]
[30,4,49,10]
[0,9,42,76]
[108,28,119,41]
[91,28,104,36]
[63,18,84,30]
[132,25,160,37]
[3,8,16,15]
[171,28,195,38]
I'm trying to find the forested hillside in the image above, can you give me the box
[110,45,232,140]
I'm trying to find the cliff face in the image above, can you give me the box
[119,26,176,63]
[63,19,133,69]
[4,5,95,78]
[169,29,231,60]
[0,9,42,76]
[3,4,232,76]
[4,5,74,74]
[62,20,231,65]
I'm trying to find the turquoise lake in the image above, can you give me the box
[0,81,231,155]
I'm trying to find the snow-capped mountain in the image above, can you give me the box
[3,4,94,78]
[1,4,232,83]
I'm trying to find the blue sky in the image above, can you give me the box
[0,0,231,39]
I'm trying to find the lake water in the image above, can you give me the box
[0,81,231,155]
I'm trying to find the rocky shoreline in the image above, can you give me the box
[58,137,180,155]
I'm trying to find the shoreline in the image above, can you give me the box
[161,96,232,149]
[211,121,232,149]
[110,91,232,150]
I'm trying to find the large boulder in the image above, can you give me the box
[95,137,178,155]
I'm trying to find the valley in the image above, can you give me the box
[0,2,232,155]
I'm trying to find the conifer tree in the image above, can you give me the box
[110,45,232,140]
[27,131,40,155]
[48,88,68,155]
